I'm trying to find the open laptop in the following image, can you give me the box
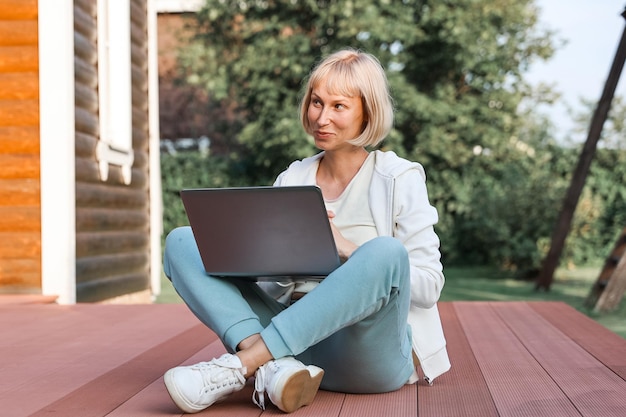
[180,186,341,280]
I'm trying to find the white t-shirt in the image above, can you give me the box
[321,153,378,246]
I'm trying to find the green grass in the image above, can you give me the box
[155,273,183,304]
[156,265,626,339]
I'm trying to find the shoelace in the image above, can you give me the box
[252,363,268,409]
[194,357,246,393]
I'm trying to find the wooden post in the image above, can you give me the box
[595,255,626,313]
[535,8,626,291]
[586,228,626,312]
[585,227,626,307]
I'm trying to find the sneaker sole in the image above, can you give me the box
[273,366,325,413]
[164,369,206,414]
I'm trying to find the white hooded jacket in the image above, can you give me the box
[270,150,451,383]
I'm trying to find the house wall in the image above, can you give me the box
[73,0,152,302]
[0,0,41,294]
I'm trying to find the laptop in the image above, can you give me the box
[180,186,341,280]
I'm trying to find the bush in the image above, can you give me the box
[160,151,250,236]
[448,153,566,276]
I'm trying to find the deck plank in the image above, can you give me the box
[1,305,163,413]
[454,301,582,416]
[416,302,498,417]
[1,304,207,416]
[493,302,626,417]
[30,323,214,417]
[530,302,626,380]
[1,302,625,417]
[339,385,417,417]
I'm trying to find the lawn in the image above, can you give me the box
[156,265,626,339]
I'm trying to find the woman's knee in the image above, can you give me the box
[350,237,410,288]
[164,226,193,255]
[360,237,409,268]
[165,226,193,245]
[376,236,407,256]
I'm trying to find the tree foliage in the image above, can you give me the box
[171,0,626,273]
[181,0,555,177]
[566,97,626,263]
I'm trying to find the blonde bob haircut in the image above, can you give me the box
[300,48,394,148]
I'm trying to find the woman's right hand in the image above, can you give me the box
[327,211,358,261]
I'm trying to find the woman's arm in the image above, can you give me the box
[393,169,445,308]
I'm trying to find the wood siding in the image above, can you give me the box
[74,0,151,302]
[0,0,41,293]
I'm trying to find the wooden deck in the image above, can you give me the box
[1,301,625,416]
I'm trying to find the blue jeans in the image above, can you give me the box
[163,226,414,393]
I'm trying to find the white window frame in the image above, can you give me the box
[96,0,134,185]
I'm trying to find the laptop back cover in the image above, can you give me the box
[181,186,341,279]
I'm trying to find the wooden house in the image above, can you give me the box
[0,0,162,304]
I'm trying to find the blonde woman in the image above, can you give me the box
[163,48,450,414]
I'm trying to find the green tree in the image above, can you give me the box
[175,0,562,268]
[566,96,626,263]
[181,0,555,179]
[450,104,577,273]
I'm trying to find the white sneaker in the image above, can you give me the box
[253,357,324,413]
[164,353,247,413]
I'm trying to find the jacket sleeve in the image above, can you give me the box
[393,167,444,308]
[272,169,287,186]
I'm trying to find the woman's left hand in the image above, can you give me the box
[327,211,358,261]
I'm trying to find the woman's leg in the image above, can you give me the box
[260,236,414,393]
[163,227,324,414]
[163,226,285,352]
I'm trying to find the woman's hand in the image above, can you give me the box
[327,211,358,261]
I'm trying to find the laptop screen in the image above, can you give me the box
[181,186,341,279]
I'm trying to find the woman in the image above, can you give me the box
[163,48,450,414]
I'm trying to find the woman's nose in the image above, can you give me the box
[317,107,330,125]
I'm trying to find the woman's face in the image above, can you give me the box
[307,82,365,152]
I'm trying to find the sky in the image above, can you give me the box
[526,0,626,142]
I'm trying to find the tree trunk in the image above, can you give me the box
[535,8,626,291]
[592,230,626,313]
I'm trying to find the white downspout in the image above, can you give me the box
[39,0,76,304]
[148,0,163,299]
